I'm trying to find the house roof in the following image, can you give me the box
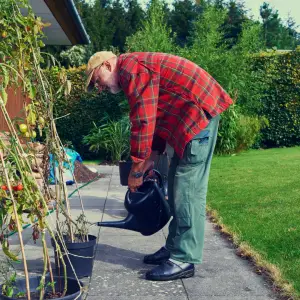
[27,0,90,45]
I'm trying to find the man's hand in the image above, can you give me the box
[128,158,154,192]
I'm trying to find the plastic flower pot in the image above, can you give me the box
[119,160,132,186]
[51,235,96,279]
[0,276,83,300]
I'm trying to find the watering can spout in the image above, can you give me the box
[97,214,141,233]
[97,220,126,229]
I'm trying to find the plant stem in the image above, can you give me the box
[0,152,31,300]
[45,224,68,297]
[39,229,47,300]
[45,246,55,294]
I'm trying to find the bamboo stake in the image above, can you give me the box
[0,152,31,300]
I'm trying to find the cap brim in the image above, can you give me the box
[85,69,95,92]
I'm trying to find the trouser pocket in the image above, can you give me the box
[175,202,191,236]
[182,129,210,165]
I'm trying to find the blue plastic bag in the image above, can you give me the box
[49,148,82,184]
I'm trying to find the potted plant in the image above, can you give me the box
[83,115,131,185]
[0,0,94,298]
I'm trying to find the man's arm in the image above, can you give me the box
[121,67,160,191]
[126,71,160,162]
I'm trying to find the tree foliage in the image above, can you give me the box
[260,2,299,50]
[126,0,176,53]
[69,0,300,59]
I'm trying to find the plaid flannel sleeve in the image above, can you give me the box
[124,69,160,163]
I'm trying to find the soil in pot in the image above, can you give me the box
[11,291,63,299]
[52,235,96,279]
[0,276,82,300]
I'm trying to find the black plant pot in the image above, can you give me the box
[51,235,96,279]
[0,276,83,300]
[119,160,132,186]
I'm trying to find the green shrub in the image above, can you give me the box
[215,104,239,155]
[181,8,265,116]
[215,104,268,154]
[83,115,130,163]
[235,115,268,152]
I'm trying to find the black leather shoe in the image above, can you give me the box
[143,247,170,265]
[145,260,195,281]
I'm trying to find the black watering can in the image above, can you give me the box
[96,170,171,236]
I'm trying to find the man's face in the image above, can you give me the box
[92,62,121,94]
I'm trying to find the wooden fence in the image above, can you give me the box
[0,87,30,131]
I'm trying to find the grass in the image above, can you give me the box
[83,159,102,165]
[207,147,300,298]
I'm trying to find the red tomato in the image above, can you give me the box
[12,184,23,191]
[16,184,23,191]
[1,185,7,191]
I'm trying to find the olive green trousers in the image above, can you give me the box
[166,115,220,263]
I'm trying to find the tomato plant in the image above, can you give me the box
[0,1,87,299]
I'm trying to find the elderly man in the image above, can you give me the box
[86,51,233,281]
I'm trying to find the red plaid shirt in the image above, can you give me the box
[117,52,233,162]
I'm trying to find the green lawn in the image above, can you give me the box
[83,159,102,165]
[208,147,300,297]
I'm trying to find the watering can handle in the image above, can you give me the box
[143,169,164,188]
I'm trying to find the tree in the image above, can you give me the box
[107,0,130,52]
[125,0,145,35]
[281,15,300,49]
[84,0,113,52]
[223,0,248,48]
[259,2,283,49]
[126,0,176,53]
[168,0,200,46]
[260,2,299,49]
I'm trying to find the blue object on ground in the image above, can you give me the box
[49,148,82,184]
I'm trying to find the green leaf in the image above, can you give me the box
[33,25,39,34]
[28,84,36,100]
[1,88,8,105]
[3,67,9,88]
[7,287,13,297]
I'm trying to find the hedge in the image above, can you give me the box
[254,49,300,147]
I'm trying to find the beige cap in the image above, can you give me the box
[85,51,117,92]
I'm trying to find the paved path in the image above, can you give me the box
[77,165,278,300]
[6,165,279,300]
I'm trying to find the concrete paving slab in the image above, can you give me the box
[91,165,114,174]
[88,297,188,300]
[69,196,107,209]
[88,265,186,298]
[188,297,276,300]
[88,230,186,299]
